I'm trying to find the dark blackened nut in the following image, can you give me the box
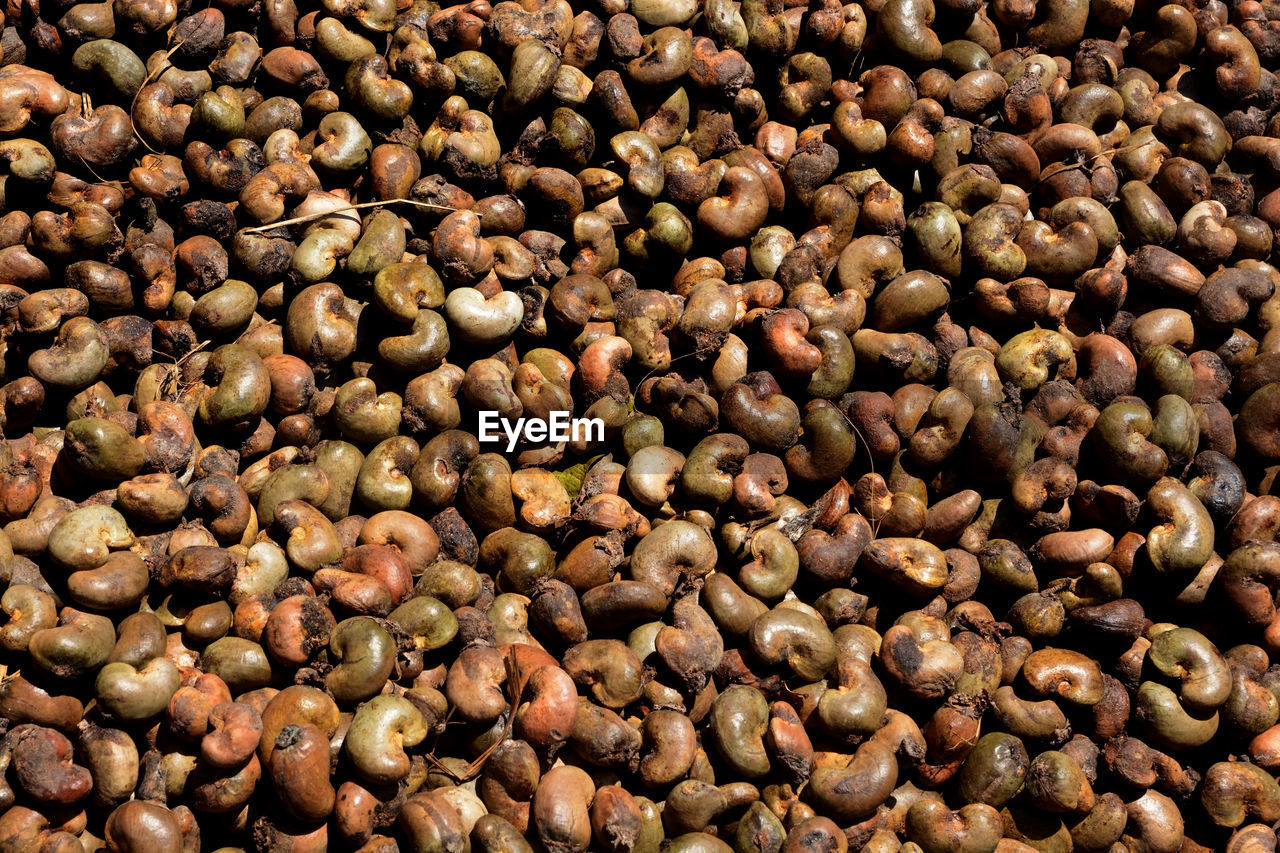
[9,725,93,805]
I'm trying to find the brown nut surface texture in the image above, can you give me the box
[2,0,1280,851]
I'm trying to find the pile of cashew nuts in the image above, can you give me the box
[2,0,1280,850]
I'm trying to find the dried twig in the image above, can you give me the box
[423,646,527,782]
[157,338,212,402]
[1028,137,1163,186]
[240,198,458,233]
[129,35,194,155]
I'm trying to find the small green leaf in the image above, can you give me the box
[552,454,606,498]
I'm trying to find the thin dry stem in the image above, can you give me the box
[240,197,458,233]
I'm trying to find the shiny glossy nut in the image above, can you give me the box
[268,723,335,822]
[346,695,428,784]
[95,658,182,722]
[748,607,836,682]
[862,537,949,595]
[1023,648,1105,706]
